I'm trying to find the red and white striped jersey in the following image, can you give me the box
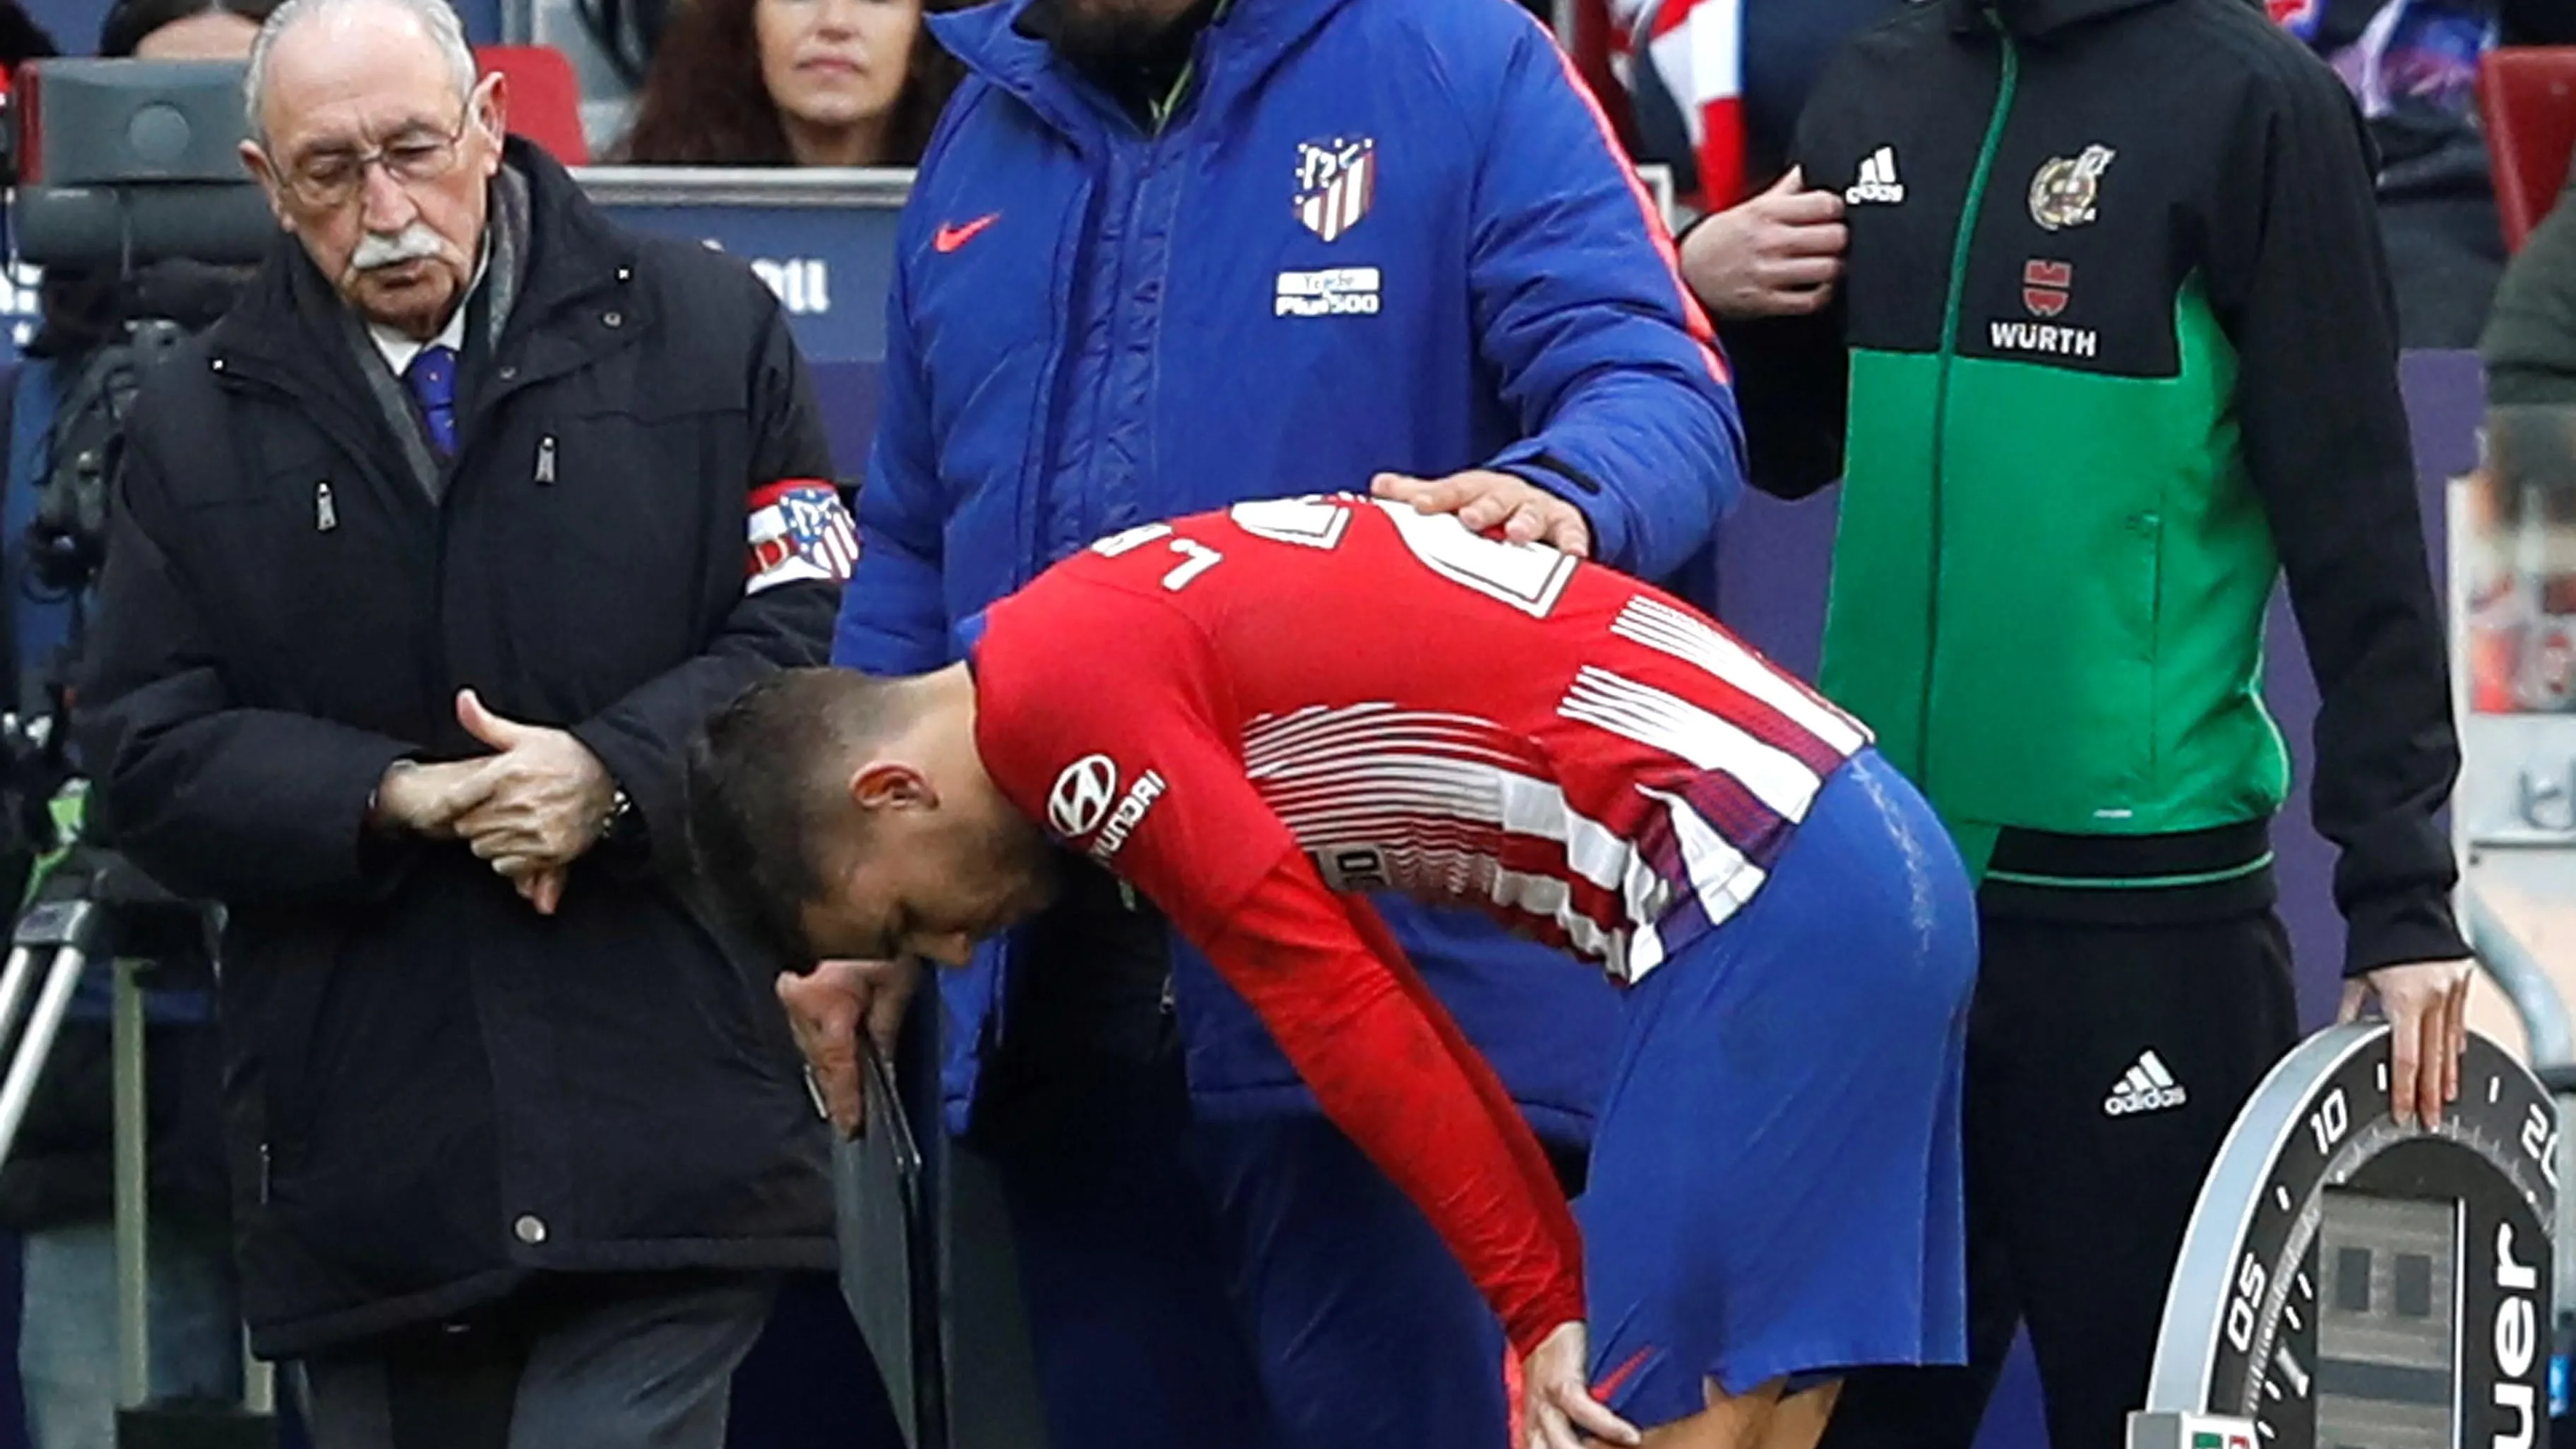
[969,495,1868,1359]
[978,493,1866,986]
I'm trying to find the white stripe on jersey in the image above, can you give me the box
[1628,916,1668,981]
[1558,667,1826,823]
[1241,704,1647,967]
[1494,771,1671,927]
[1639,783,1768,962]
[1244,703,1527,773]
[1610,596,1870,756]
[1481,862,1626,967]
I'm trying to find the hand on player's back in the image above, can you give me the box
[778,958,920,1137]
[1371,470,1592,555]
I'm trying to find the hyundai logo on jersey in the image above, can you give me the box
[1047,753,1121,837]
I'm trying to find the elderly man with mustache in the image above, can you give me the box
[73,0,855,1443]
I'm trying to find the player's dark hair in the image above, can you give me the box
[685,667,913,968]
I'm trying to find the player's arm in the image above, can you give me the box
[1158,838,1583,1357]
[1018,705,1583,1360]
[1190,857,1640,1449]
[1193,858,1587,1342]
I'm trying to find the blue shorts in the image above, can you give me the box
[1580,749,1976,1426]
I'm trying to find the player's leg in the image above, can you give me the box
[1628,1377,1840,1449]
[2004,910,2298,1449]
[1193,1111,1514,1449]
[1581,750,1978,1439]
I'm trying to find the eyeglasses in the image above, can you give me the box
[279,109,476,211]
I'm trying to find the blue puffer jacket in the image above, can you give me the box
[834,0,1744,1137]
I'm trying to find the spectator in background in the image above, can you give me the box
[2474,166,2576,714]
[103,0,275,57]
[618,0,961,166]
[1608,0,1898,213]
[0,0,46,69]
[2484,161,2576,402]
[76,0,857,1441]
[2283,0,2576,346]
[4,8,273,1448]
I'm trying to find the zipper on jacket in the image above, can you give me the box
[535,434,557,484]
[1146,0,1230,133]
[220,357,455,736]
[1920,23,2021,793]
[1148,54,1195,133]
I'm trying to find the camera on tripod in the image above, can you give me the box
[0,52,266,1142]
[0,53,265,918]
[0,55,266,840]
[0,55,279,1447]
[6,57,269,598]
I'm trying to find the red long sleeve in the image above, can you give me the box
[1193,852,1586,1358]
[972,565,1590,1358]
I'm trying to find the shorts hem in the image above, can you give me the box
[1707,1335,1964,1400]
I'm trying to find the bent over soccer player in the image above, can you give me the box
[686,496,1976,1449]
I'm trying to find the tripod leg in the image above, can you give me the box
[0,943,42,1045]
[0,942,90,1166]
[243,1335,275,1416]
[114,955,149,1409]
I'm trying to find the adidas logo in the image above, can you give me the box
[2103,1050,2188,1117]
[1846,147,1906,205]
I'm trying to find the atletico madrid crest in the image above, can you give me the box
[746,479,860,595]
[2266,0,2318,32]
[1293,137,1376,244]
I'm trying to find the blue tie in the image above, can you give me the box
[405,344,458,458]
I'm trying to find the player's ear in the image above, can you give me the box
[849,761,937,815]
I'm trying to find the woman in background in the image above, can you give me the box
[618,0,960,167]
[102,0,273,57]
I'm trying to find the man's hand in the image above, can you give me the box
[777,959,921,1137]
[369,758,501,839]
[1371,470,1592,555]
[1520,1321,1640,1449]
[449,689,617,912]
[2339,958,2475,1128]
[1678,167,1848,321]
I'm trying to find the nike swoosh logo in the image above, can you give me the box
[1591,1345,1656,1403]
[933,213,1001,253]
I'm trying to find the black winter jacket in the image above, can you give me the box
[77,141,839,1355]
